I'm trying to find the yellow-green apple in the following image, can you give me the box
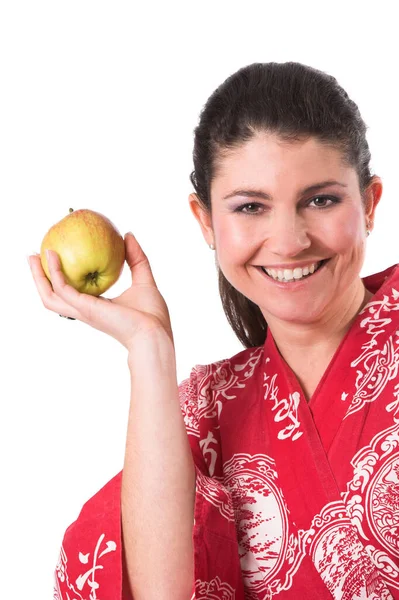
[40,208,126,296]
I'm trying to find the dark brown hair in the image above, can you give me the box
[189,62,374,349]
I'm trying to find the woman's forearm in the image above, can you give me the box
[122,329,196,599]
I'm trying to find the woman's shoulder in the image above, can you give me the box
[190,343,265,387]
[180,344,265,428]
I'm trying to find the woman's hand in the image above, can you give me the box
[27,232,174,350]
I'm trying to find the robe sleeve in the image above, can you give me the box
[53,365,245,600]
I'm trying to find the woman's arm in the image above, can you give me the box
[122,329,196,599]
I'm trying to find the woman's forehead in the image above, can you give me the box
[212,135,354,196]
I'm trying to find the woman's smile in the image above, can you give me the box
[256,258,331,287]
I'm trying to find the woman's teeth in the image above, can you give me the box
[261,261,323,282]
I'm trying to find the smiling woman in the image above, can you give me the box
[48,61,399,600]
[190,133,381,354]
[188,63,383,353]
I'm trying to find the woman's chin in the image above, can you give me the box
[260,300,328,326]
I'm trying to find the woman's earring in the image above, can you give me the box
[209,243,215,250]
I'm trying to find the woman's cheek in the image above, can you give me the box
[322,213,363,252]
[217,219,255,252]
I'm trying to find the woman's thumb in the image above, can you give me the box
[124,232,157,287]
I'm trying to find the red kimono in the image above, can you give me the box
[53,264,399,599]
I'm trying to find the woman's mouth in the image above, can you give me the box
[257,259,330,286]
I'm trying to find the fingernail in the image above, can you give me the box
[27,252,39,267]
[46,249,51,261]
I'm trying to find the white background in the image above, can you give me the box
[1,0,398,596]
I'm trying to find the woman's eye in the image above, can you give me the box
[234,202,264,215]
[309,195,339,208]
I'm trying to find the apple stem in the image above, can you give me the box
[69,208,74,213]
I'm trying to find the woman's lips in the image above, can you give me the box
[256,258,330,287]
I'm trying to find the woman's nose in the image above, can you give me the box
[266,214,311,256]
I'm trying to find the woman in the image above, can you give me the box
[28,61,399,599]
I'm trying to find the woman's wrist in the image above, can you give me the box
[127,327,176,373]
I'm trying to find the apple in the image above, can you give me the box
[40,208,126,296]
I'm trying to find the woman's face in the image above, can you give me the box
[190,131,382,327]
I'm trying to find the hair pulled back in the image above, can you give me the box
[189,62,374,349]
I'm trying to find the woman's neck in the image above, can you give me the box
[267,282,373,369]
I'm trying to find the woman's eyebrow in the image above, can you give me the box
[222,180,348,201]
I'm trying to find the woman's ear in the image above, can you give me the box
[188,193,215,246]
[364,176,383,230]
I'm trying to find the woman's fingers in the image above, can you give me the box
[29,251,88,321]
[124,232,158,288]
[47,250,109,321]
[28,253,74,317]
